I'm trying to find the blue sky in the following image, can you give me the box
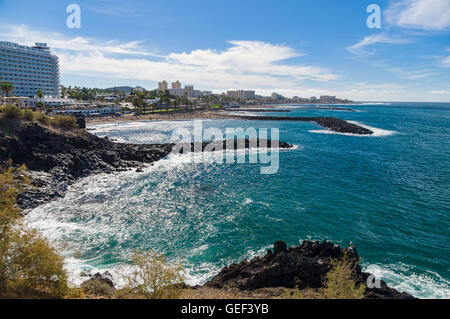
[0,0,449,101]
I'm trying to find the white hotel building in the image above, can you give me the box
[0,41,60,97]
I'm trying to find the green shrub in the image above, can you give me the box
[22,108,34,121]
[81,278,115,297]
[0,163,68,298]
[282,254,366,300]
[117,250,185,299]
[2,105,22,120]
[3,228,68,298]
[51,115,78,129]
[322,254,366,299]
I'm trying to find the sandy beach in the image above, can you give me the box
[85,105,285,125]
[86,109,232,125]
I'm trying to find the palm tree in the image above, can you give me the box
[1,82,14,97]
[61,86,67,98]
[36,90,44,111]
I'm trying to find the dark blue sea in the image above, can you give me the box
[25,103,450,298]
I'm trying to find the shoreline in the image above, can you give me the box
[86,109,229,126]
[0,121,292,210]
[86,108,374,135]
[2,120,417,299]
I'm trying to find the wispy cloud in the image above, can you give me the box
[430,90,450,94]
[388,67,437,79]
[353,82,403,90]
[0,24,153,56]
[347,33,410,55]
[0,25,339,91]
[385,0,450,30]
[348,1,450,57]
[441,49,450,67]
[84,0,137,16]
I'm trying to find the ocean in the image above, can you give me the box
[24,103,450,298]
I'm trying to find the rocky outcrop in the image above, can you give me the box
[205,240,416,299]
[228,116,373,135]
[0,122,292,210]
[80,271,115,289]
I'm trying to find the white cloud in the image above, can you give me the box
[388,67,437,79]
[353,82,404,90]
[349,1,450,57]
[386,0,450,30]
[441,55,450,67]
[84,1,137,16]
[430,90,450,94]
[0,24,153,56]
[0,25,339,91]
[347,33,409,55]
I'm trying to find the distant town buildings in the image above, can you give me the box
[319,95,337,103]
[54,106,122,117]
[226,90,256,100]
[145,97,161,105]
[156,80,213,98]
[271,92,284,100]
[133,87,144,93]
[0,41,60,97]
[185,85,194,98]
[158,80,168,91]
[171,81,181,89]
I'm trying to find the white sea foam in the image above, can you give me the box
[58,242,272,288]
[364,264,450,299]
[25,188,449,299]
[309,120,397,137]
[348,121,397,137]
[60,247,450,299]
[360,102,392,105]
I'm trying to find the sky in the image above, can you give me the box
[0,0,449,101]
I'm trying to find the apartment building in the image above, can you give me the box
[0,41,60,97]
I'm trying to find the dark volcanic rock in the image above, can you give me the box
[228,115,373,135]
[0,123,292,210]
[274,240,288,255]
[81,272,115,289]
[205,240,416,299]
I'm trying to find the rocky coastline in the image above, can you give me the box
[204,240,415,299]
[0,122,414,299]
[0,122,292,210]
[83,240,416,299]
[227,115,374,135]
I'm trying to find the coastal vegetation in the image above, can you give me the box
[283,254,366,299]
[0,104,78,130]
[0,159,183,299]
[0,118,411,299]
[0,81,14,97]
[0,163,68,298]
[115,250,185,299]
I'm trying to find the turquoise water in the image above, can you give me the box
[25,103,450,298]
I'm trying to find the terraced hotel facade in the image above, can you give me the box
[0,41,60,97]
